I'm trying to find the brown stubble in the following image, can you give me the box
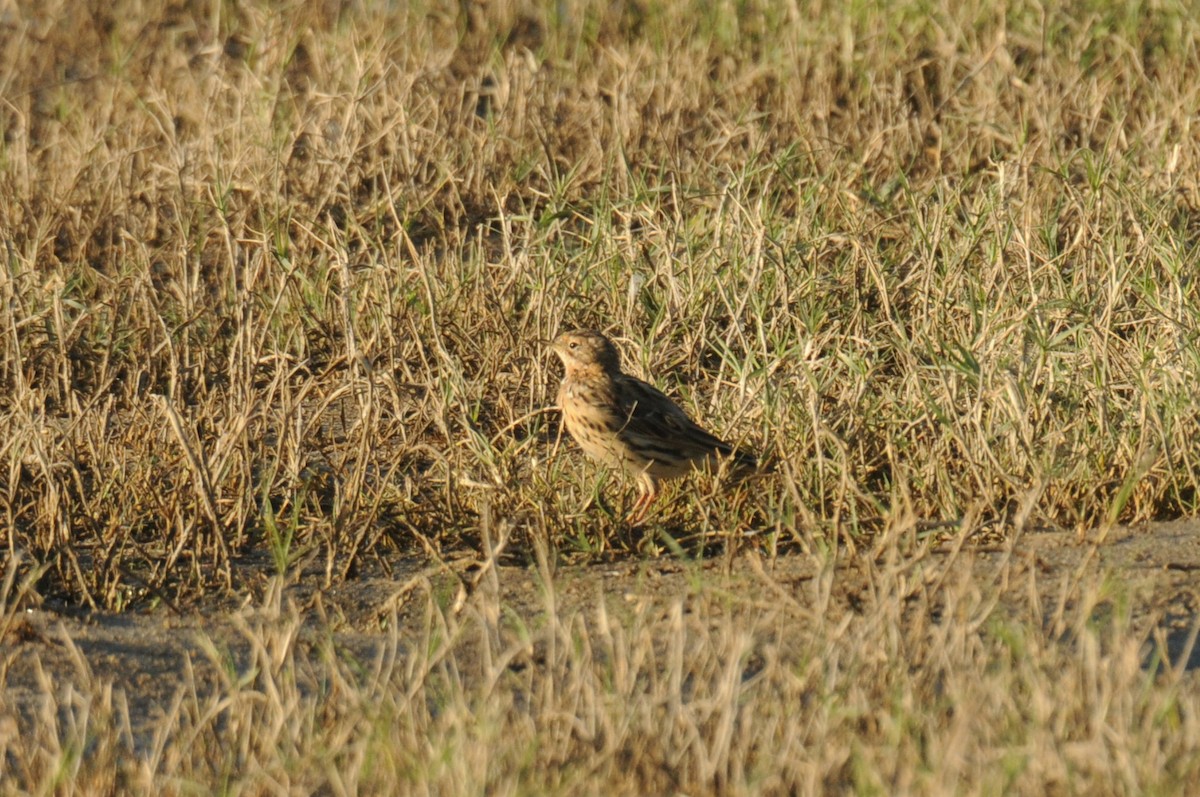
[0,0,1196,593]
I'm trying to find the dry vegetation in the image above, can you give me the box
[1,0,1200,793]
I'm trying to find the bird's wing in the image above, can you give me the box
[613,375,735,461]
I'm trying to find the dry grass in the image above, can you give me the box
[2,0,1200,791]
[2,532,1198,795]
[2,0,1199,599]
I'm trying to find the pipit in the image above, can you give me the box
[551,329,757,523]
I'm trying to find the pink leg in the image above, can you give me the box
[627,480,659,525]
[629,494,648,524]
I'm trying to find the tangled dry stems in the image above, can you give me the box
[3,533,1198,795]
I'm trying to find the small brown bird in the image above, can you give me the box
[551,329,757,523]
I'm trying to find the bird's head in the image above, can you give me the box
[551,329,622,375]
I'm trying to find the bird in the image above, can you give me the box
[550,329,757,523]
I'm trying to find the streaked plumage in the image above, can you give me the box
[551,329,756,523]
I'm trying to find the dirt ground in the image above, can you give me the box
[2,520,1199,754]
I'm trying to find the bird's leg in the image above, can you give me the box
[627,479,659,525]
[626,492,647,525]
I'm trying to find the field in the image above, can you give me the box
[2,0,1200,793]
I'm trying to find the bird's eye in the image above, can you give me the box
[568,341,577,350]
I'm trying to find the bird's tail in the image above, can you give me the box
[731,447,758,473]
[715,445,767,485]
